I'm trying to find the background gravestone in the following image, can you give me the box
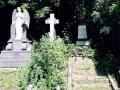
[0,7,32,68]
[76,25,89,45]
[76,0,89,46]
[78,25,87,39]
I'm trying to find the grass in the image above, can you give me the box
[79,86,111,90]
[0,69,19,89]
[72,61,95,67]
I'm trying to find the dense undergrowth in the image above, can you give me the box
[18,34,68,90]
[17,33,118,89]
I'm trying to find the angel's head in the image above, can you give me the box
[17,7,21,12]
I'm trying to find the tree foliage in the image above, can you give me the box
[0,0,120,72]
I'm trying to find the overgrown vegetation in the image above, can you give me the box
[0,0,120,88]
[18,34,68,90]
[17,33,95,89]
[67,44,94,59]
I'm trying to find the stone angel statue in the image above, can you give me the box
[12,7,30,40]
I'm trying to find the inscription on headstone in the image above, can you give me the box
[78,25,87,39]
[76,25,89,46]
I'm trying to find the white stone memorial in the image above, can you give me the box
[0,7,32,68]
[45,13,59,41]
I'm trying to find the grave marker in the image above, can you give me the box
[45,13,59,41]
[76,25,89,46]
[0,7,32,68]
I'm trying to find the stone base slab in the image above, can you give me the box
[76,40,89,46]
[0,59,29,68]
[0,50,31,68]
[1,51,31,59]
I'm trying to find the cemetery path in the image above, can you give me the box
[68,57,112,90]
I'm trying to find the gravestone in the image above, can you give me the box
[76,25,89,46]
[45,13,59,41]
[0,7,32,68]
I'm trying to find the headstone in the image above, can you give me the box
[78,25,87,39]
[76,25,89,46]
[0,7,32,68]
[45,13,59,41]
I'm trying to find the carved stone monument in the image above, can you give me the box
[76,0,89,46]
[76,25,89,45]
[0,7,32,68]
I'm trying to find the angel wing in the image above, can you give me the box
[23,9,30,28]
[12,9,17,24]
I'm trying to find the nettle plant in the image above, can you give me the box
[18,34,68,90]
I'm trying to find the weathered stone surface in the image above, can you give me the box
[1,51,31,59]
[76,40,89,46]
[11,25,15,39]
[78,25,87,39]
[0,59,28,68]
[6,42,13,51]
[0,50,31,67]
[13,40,22,51]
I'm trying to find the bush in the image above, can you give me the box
[67,44,95,59]
[18,34,68,90]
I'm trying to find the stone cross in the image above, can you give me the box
[45,13,59,41]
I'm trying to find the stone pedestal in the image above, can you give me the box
[6,39,32,51]
[76,25,89,46]
[0,39,32,68]
[0,51,31,67]
[0,36,32,68]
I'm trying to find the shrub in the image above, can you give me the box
[67,44,95,59]
[18,34,68,90]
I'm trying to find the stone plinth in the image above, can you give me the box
[6,39,31,51]
[1,51,31,59]
[76,40,89,46]
[3,39,32,68]
[0,50,31,68]
[0,39,31,68]
[0,59,28,68]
